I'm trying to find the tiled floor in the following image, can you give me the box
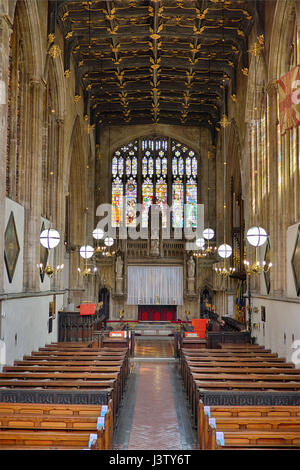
[113,338,198,450]
[134,336,174,358]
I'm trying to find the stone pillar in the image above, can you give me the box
[266,80,280,294]
[52,117,65,292]
[0,15,12,293]
[23,78,44,292]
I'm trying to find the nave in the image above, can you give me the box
[0,335,299,452]
[113,337,199,450]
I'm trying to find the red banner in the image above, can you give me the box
[277,65,300,135]
[80,303,95,315]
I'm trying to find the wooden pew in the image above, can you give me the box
[198,401,300,450]
[185,368,300,408]
[183,359,298,402]
[0,344,130,417]
[0,429,105,450]
[0,410,110,449]
[180,347,300,422]
[13,359,127,394]
[180,353,295,383]
[209,428,300,450]
[0,400,113,449]
[23,349,129,378]
[0,372,121,408]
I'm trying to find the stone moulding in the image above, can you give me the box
[0,389,111,405]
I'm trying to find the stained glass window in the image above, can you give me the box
[111,137,198,229]
[186,179,197,228]
[142,178,153,227]
[126,178,137,226]
[172,179,184,228]
[112,177,123,227]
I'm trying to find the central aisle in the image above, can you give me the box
[113,338,198,450]
[128,362,182,450]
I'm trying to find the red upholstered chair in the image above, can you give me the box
[141,311,149,321]
[154,311,161,321]
[166,311,173,321]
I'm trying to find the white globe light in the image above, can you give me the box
[246,226,268,247]
[218,243,232,259]
[195,237,205,248]
[80,245,94,259]
[203,227,215,240]
[104,237,114,247]
[92,228,104,240]
[40,229,60,249]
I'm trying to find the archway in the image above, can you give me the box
[99,287,110,319]
[200,287,213,317]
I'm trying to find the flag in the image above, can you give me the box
[235,280,245,323]
[277,65,300,135]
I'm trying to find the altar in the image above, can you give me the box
[138,305,177,322]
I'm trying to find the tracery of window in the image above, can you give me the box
[111,137,199,229]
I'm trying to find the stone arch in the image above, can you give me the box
[107,124,207,157]
[67,116,87,246]
[43,51,66,123]
[200,286,213,317]
[268,0,296,81]
[99,124,212,207]
[12,0,44,80]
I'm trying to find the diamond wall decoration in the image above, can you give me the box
[4,211,20,283]
[264,238,271,295]
[291,224,300,297]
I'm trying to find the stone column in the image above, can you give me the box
[0,15,12,293]
[266,80,280,294]
[23,78,44,292]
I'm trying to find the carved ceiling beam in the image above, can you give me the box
[103,1,131,123]
[148,0,163,123]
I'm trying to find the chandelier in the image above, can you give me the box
[244,258,272,276]
[193,237,207,258]
[94,236,116,257]
[38,258,64,279]
[39,230,63,278]
[214,263,236,278]
[77,261,98,277]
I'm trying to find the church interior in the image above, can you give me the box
[0,0,299,452]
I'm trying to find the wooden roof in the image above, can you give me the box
[53,0,261,133]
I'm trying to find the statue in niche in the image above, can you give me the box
[116,253,123,278]
[187,255,195,279]
[150,229,160,256]
[115,254,124,295]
